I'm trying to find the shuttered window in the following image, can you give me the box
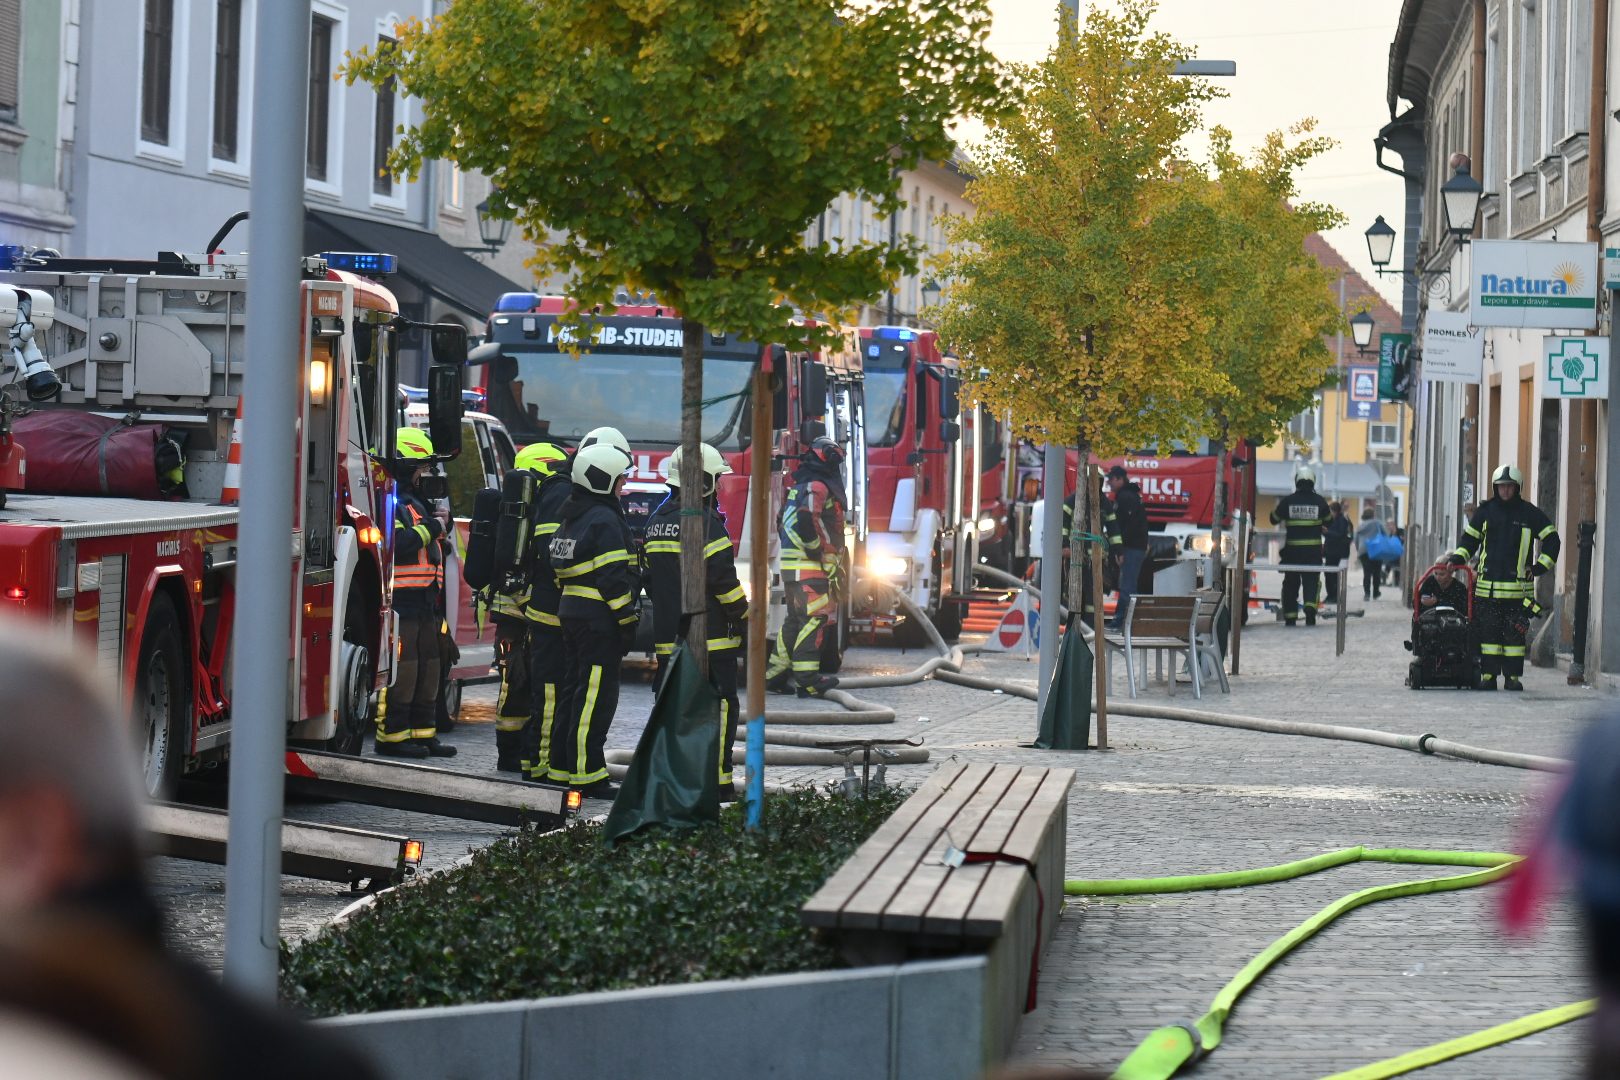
[0,0,20,123]
[306,15,333,180]
[142,0,175,145]
[371,38,396,196]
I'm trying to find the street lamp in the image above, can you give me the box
[1440,164,1485,238]
[1364,216,1397,272]
[475,199,512,253]
[1349,311,1375,355]
[921,279,941,307]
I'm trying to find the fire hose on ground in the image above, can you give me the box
[1066,848,1593,1080]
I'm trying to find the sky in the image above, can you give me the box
[970,0,1408,305]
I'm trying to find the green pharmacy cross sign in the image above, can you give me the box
[1542,336,1610,399]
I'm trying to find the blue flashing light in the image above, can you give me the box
[495,292,541,312]
[322,251,396,275]
[873,326,915,341]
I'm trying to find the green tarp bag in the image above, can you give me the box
[602,640,722,846]
[1033,614,1092,750]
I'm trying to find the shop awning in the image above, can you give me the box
[1256,460,1394,498]
[305,210,525,320]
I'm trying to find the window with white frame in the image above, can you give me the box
[139,0,188,160]
[1369,423,1399,449]
[443,160,462,210]
[1548,0,1566,154]
[212,0,244,162]
[1514,0,1540,171]
[1569,0,1592,137]
[371,36,397,197]
[0,0,20,124]
[306,13,334,181]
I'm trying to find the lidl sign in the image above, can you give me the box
[1470,240,1597,329]
[1542,336,1609,399]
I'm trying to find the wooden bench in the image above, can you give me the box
[1104,594,1204,698]
[801,763,1074,1065]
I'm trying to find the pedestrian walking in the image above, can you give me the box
[766,437,848,697]
[643,444,749,796]
[489,441,569,774]
[1105,465,1148,630]
[1269,465,1332,626]
[1355,507,1382,600]
[376,428,455,758]
[548,437,640,798]
[1448,463,1559,691]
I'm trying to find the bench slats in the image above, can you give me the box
[799,762,967,928]
[961,767,1046,855]
[836,763,995,930]
[920,861,994,936]
[1001,769,1074,864]
[879,764,1023,933]
[962,862,1031,937]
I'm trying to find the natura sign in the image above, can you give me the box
[1469,240,1598,330]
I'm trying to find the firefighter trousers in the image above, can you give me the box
[492,614,530,758]
[1279,547,1324,623]
[766,570,830,688]
[1475,596,1529,678]
[524,620,567,781]
[552,617,621,787]
[378,609,441,745]
[655,647,740,786]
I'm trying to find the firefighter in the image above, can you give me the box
[766,436,847,697]
[1448,463,1559,691]
[644,444,749,794]
[1269,465,1332,627]
[377,428,456,758]
[549,438,639,798]
[527,429,627,783]
[490,441,569,774]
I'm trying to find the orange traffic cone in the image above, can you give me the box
[220,399,243,505]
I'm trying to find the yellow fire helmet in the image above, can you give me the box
[396,427,435,459]
[514,441,569,476]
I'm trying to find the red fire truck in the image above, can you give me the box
[0,247,466,798]
[469,295,862,663]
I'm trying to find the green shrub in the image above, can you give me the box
[280,786,907,1017]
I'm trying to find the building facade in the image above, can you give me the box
[0,0,77,251]
[1385,0,1614,675]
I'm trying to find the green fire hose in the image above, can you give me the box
[1064,847,1594,1080]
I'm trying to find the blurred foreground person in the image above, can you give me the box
[0,618,377,1080]
[1557,714,1620,1077]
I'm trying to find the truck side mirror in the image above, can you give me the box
[801,359,827,419]
[940,372,960,420]
[427,364,463,460]
[906,451,925,466]
[940,420,961,443]
[769,346,789,431]
[429,323,470,367]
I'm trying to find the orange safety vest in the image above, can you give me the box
[395,501,442,592]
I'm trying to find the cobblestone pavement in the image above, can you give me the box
[154,593,1599,1075]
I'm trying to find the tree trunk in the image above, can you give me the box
[1208,436,1228,593]
[680,318,708,675]
[1066,437,1088,614]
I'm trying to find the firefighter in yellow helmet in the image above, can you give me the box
[487,441,569,773]
[1449,463,1559,690]
[378,428,456,757]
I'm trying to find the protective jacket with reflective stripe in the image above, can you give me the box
[778,476,845,572]
[643,494,748,654]
[1453,496,1559,599]
[393,493,443,614]
[1269,485,1332,547]
[550,488,640,624]
[521,473,574,625]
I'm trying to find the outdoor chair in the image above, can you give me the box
[1191,588,1231,694]
[1104,595,1204,699]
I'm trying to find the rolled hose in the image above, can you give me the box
[1069,848,1591,1080]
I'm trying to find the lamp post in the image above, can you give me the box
[1439,164,1485,239]
[455,198,513,256]
[1364,216,1397,273]
[1349,310,1376,356]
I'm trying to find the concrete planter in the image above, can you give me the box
[320,956,986,1080]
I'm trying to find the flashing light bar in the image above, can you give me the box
[874,326,916,341]
[495,292,542,312]
[322,251,396,275]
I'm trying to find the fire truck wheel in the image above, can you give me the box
[327,640,372,756]
[135,592,188,800]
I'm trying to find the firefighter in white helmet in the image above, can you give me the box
[1448,463,1559,690]
[547,438,639,798]
[1268,464,1333,627]
[643,444,748,797]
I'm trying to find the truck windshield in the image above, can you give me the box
[864,370,908,447]
[487,353,755,449]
